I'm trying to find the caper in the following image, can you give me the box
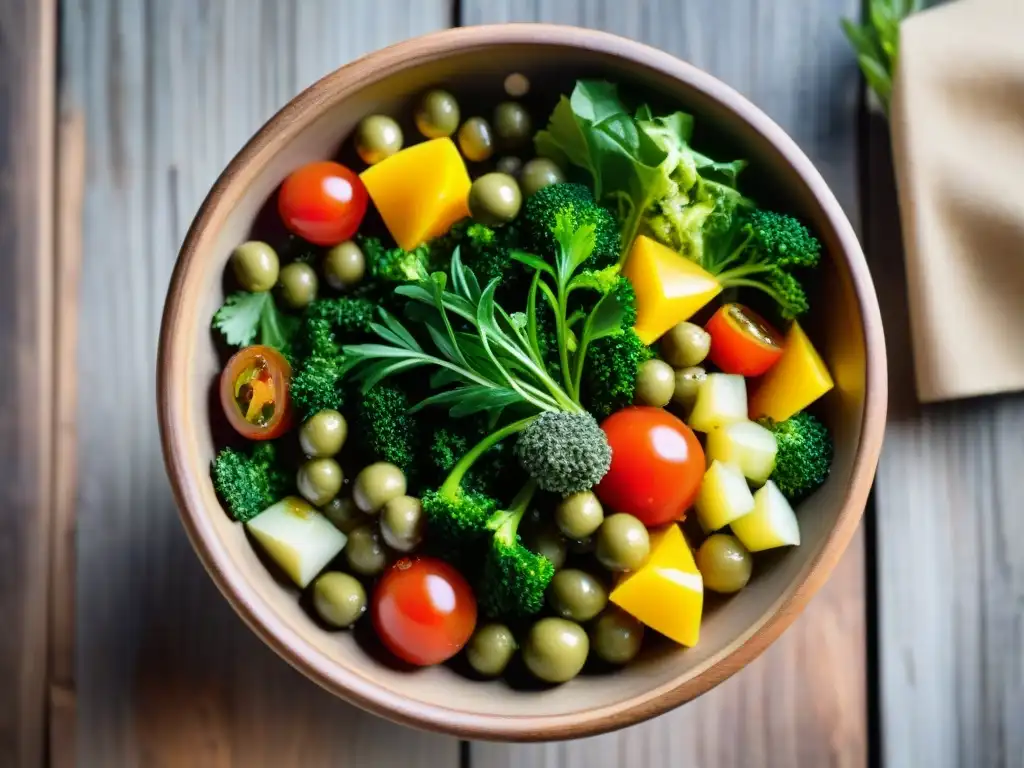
[496,156,523,178]
[312,572,367,628]
[296,458,344,507]
[696,534,753,594]
[231,241,280,292]
[519,158,566,198]
[354,114,403,165]
[299,409,348,458]
[415,89,461,139]
[379,495,424,553]
[352,462,407,514]
[547,569,608,622]
[323,241,365,290]
[555,492,604,540]
[661,322,711,368]
[524,522,568,570]
[468,172,522,226]
[321,496,366,534]
[466,623,517,677]
[457,117,495,162]
[522,618,589,684]
[278,262,318,309]
[493,102,532,149]
[345,525,387,577]
[633,359,676,407]
[595,514,650,572]
[671,366,707,411]
[589,607,644,665]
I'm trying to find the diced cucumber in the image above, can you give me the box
[730,481,801,552]
[695,460,755,532]
[688,374,748,433]
[705,420,778,486]
[246,496,348,588]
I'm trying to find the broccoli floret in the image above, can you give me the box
[355,384,420,475]
[760,411,834,501]
[211,442,291,522]
[479,482,554,618]
[765,268,809,320]
[522,183,620,268]
[429,428,469,474]
[290,355,345,418]
[294,297,376,359]
[514,411,612,494]
[359,235,434,283]
[745,209,822,269]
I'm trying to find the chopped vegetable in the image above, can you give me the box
[211,442,292,523]
[705,303,785,377]
[212,290,298,353]
[521,183,619,267]
[278,161,368,247]
[704,420,778,487]
[514,412,611,495]
[609,524,703,647]
[687,373,748,433]
[355,384,421,476]
[748,321,834,422]
[694,460,756,532]
[760,411,834,502]
[245,496,348,588]
[730,481,801,552]
[359,138,471,251]
[218,345,294,440]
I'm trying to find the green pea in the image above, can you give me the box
[547,569,608,622]
[493,102,532,149]
[296,458,343,507]
[321,496,366,534]
[589,607,644,665]
[523,618,589,684]
[354,114,403,165]
[595,514,650,572]
[634,359,676,407]
[661,322,711,368]
[231,241,280,292]
[519,158,566,197]
[468,172,522,226]
[555,492,604,540]
[672,366,707,412]
[278,262,318,309]
[299,409,348,458]
[313,572,367,628]
[323,241,365,290]
[352,462,407,514]
[496,156,523,178]
[415,90,461,139]
[525,522,568,571]
[379,495,424,553]
[345,525,387,577]
[466,623,517,677]
[457,117,495,162]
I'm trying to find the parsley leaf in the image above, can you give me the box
[213,291,298,352]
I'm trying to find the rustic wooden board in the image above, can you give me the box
[865,112,1024,768]
[0,1,57,766]
[461,2,867,766]
[60,1,461,765]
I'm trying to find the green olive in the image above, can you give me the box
[519,158,566,197]
[524,523,567,570]
[547,569,608,622]
[457,117,495,162]
[589,607,644,665]
[522,618,589,684]
[354,114,403,165]
[468,172,522,226]
[321,496,366,534]
[278,262,318,309]
[671,366,707,411]
[299,409,348,458]
[555,492,604,540]
[660,322,711,368]
[345,525,387,577]
[696,534,753,594]
[496,155,523,177]
[296,458,343,507]
[595,514,650,572]
[312,572,367,628]
[352,462,407,514]
[231,241,280,292]
[634,359,676,407]
[493,102,532,149]
[415,89,461,139]
[466,623,517,677]
[379,495,424,553]
[323,241,365,290]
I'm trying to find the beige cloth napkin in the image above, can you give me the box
[891,0,1024,403]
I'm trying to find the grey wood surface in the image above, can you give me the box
[0,2,56,766]
[461,2,866,766]
[61,2,461,766]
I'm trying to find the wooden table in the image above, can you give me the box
[2,1,1021,766]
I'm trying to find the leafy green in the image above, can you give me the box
[213,291,298,352]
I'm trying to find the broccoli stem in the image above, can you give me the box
[486,479,538,543]
[439,416,538,496]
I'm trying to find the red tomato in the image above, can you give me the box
[218,345,294,440]
[372,556,477,666]
[705,303,784,377]
[595,407,705,527]
[278,161,368,246]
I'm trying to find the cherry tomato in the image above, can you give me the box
[278,161,368,246]
[372,556,477,666]
[218,345,294,440]
[705,303,784,377]
[595,407,705,527]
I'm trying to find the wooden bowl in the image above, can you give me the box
[158,24,886,742]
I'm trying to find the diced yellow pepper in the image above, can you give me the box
[622,235,722,344]
[609,524,704,647]
[749,320,834,422]
[359,138,471,252]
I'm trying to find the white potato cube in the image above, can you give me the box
[246,496,348,588]
[730,481,801,552]
[695,460,756,532]
[688,374,748,433]
[705,420,778,486]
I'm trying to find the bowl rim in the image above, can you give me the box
[158,23,887,742]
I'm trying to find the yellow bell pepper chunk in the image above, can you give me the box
[359,138,471,252]
[609,524,704,647]
[749,320,834,422]
[622,235,722,344]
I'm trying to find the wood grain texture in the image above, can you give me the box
[866,113,1024,768]
[0,1,57,766]
[462,2,867,766]
[60,1,459,765]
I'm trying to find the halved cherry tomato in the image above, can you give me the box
[278,161,368,246]
[373,556,477,666]
[595,407,705,527]
[705,303,784,377]
[218,345,294,440]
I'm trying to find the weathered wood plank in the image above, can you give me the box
[865,111,1024,768]
[60,2,459,765]
[462,2,866,767]
[0,1,57,766]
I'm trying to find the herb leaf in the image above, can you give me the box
[214,291,297,353]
